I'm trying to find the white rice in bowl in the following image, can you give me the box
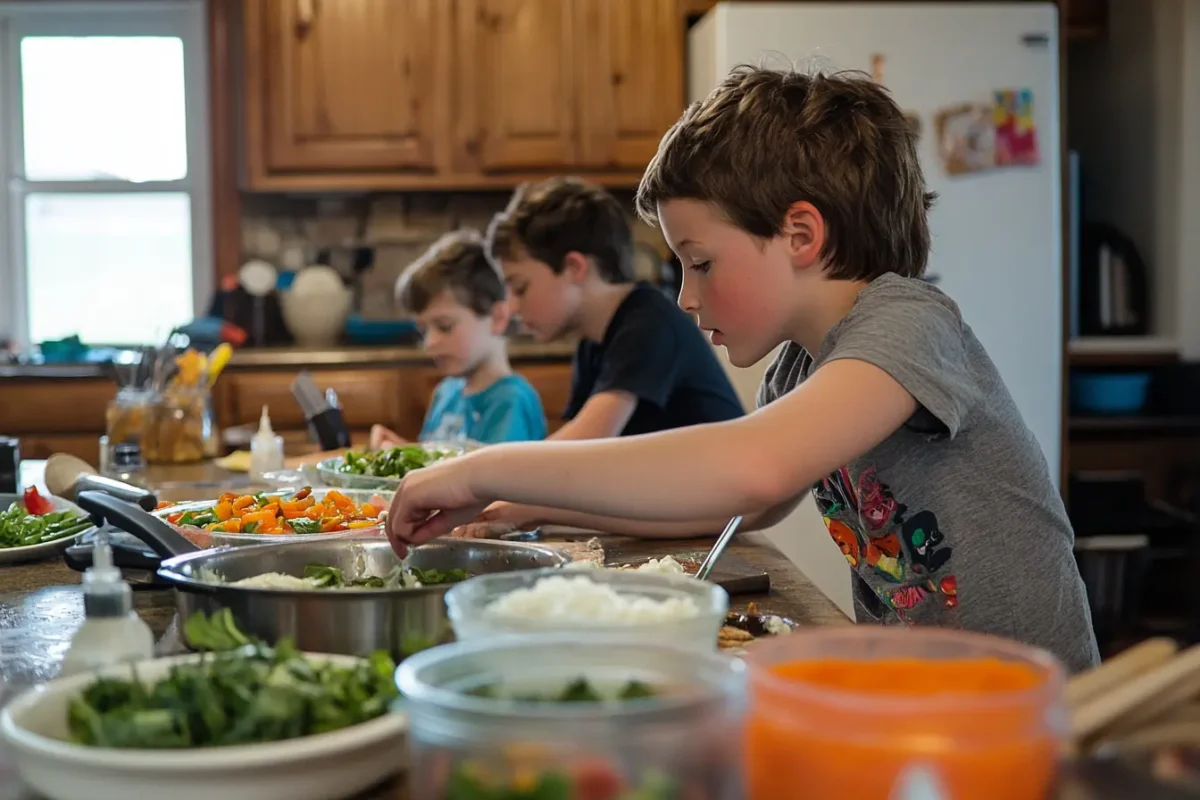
[483,574,701,624]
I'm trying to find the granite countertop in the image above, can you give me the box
[0,340,576,379]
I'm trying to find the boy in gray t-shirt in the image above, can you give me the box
[382,66,1100,674]
[758,274,1098,672]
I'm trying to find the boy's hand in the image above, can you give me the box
[370,424,406,451]
[385,457,488,556]
[477,501,541,529]
[450,521,517,539]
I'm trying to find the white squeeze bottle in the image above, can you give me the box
[61,531,155,678]
[250,404,285,481]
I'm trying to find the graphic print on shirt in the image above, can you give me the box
[814,466,957,620]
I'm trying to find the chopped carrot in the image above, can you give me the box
[155,500,173,510]
[360,503,378,517]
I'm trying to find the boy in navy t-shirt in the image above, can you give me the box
[488,177,744,438]
[369,230,546,448]
[467,177,744,528]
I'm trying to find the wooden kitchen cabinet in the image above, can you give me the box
[241,0,685,190]
[576,0,684,171]
[456,0,579,173]
[243,0,452,183]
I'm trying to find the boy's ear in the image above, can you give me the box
[560,251,591,283]
[489,298,513,335]
[780,201,825,271]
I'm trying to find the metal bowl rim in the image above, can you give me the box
[156,537,572,598]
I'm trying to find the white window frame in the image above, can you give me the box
[0,0,212,351]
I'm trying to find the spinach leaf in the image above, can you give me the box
[69,611,398,749]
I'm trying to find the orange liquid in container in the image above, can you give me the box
[744,629,1067,800]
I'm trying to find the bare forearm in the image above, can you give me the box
[527,492,801,538]
[466,420,784,522]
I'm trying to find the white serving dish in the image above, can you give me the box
[0,494,89,566]
[315,441,480,491]
[0,652,408,800]
[155,486,393,549]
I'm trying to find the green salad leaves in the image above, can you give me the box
[66,610,398,749]
[335,445,456,479]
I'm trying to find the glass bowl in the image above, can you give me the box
[395,633,746,799]
[444,567,729,652]
[155,486,393,549]
[314,440,480,491]
[742,626,1068,800]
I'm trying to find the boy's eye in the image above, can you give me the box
[689,260,712,273]
[434,321,456,334]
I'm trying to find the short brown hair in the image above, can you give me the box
[637,66,936,281]
[486,177,635,284]
[395,229,505,316]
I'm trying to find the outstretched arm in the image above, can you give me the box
[388,358,916,549]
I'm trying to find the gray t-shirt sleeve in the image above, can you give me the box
[817,290,981,437]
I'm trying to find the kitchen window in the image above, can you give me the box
[0,1,211,351]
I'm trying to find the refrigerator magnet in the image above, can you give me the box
[934,103,995,176]
[993,88,1040,167]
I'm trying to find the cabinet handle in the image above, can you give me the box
[295,0,316,37]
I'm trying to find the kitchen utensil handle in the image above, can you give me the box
[695,515,744,581]
[64,537,164,574]
[75,491,199,558]
[73,473,158,511]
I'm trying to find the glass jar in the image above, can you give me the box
[104,387,152,445]
[742,627,1068,800]
[142,387,216,464]
[396,633,746,799]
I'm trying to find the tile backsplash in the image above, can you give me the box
[241,191,669,321]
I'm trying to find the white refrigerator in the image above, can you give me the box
[690,2,1063,616]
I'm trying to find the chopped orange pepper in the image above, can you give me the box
[304,503,327,520]
[221,517,243,533]
[347,519,380,529]
[360,503,378,517]
[217,492,237,505]
[167,512,184,524]
[214,501,234,521]
[155,500,173,510]
[232,496,255,512]
[293,487,312,501]
[319,515,346,532]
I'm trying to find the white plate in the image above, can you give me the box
[0,652,407,800]
[0,494,90,566]
[315,441,480,491]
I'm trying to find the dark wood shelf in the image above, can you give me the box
[1070,415,1200,435]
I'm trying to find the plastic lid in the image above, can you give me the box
[256,405,275,439]
[81,530,133,617]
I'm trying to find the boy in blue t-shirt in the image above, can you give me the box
[369,230,546,447]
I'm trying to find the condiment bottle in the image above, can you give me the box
[60,531,154,678]
[250,405,284,481]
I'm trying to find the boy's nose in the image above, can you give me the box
[677,275,700,313]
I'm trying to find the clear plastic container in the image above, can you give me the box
[155,486,393,549]
[445,567,728,652]
[742,627,1068,800]
[395,633,746,799]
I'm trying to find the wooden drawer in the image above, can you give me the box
[218,369,410,429]
[517,363,572,420]
[0,377,114,434]
[17,433,101,464]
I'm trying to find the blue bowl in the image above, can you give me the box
[344,315,419,345]
[1070,373,1151,415]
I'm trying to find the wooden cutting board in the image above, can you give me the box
[611,550,770,595]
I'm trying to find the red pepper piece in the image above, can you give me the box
[22,486,54,516]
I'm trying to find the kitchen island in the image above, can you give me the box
[0,462,1188,800]
[0,458,849,799]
